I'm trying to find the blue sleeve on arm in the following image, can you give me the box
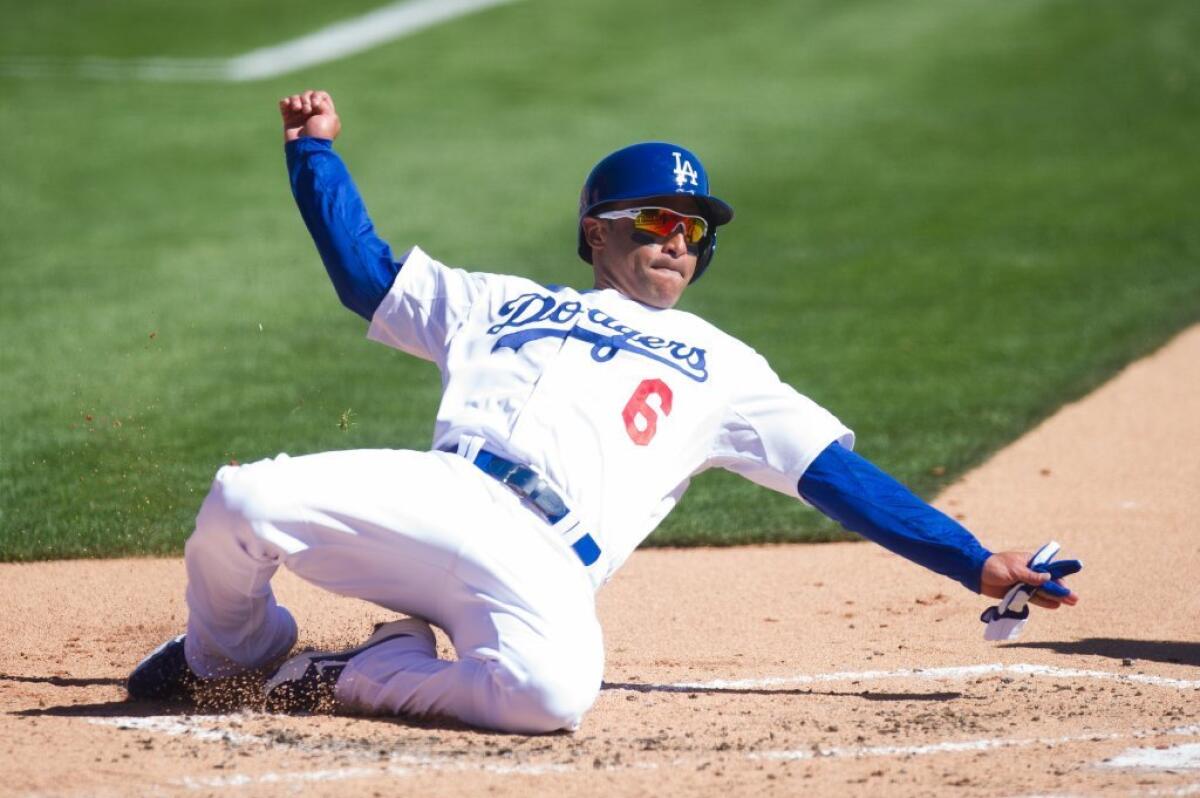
[285,137,401,321]
[798,442,992,593]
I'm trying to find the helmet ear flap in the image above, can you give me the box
[690,231,717,283]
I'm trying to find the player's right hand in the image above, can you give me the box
[979,550,1080,610]
[280,90,341,143]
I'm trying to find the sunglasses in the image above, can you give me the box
[594,206,709,245]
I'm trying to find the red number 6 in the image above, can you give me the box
[622,378,673,445]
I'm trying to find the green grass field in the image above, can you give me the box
[1,0,1197,560]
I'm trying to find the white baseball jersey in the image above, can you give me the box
[174,138,854,734]
[368,245,855,585]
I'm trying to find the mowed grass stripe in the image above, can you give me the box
[1,0,1197,559]
[0,0,519,81]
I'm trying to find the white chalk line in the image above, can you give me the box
[89,714,261,745]
[89,715,1200,790]
[1142,785,1200,797]
[88,714,574,782]
[0,0,516,82]
[749,724,1200,764]
[1102,743,1200,771]
[660,662,1200,692]
[86,662,1198,790]
[1021,784,1200,798]
[175,760,574,790]
[178,767,386,789]
[143,724,1200,791]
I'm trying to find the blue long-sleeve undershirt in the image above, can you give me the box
[285,137,401,321]
[799,442,992,593]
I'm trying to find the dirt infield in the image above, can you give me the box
[2,325,1197,797]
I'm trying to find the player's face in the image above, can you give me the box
[584,198,703,309]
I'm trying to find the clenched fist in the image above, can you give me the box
[280,90,341,143]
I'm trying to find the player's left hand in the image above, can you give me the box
[980,550,1080,609]
[279,90,341,143]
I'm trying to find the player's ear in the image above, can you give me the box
[582,216,607,252]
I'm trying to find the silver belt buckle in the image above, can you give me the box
[500,463,539,497]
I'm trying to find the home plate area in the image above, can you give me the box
[5,327,1199,797]
[74,661,1200,797]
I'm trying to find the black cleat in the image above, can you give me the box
[127,634,198,702]
[263,618,434,714]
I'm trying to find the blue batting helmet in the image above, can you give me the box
[577,142,734,282]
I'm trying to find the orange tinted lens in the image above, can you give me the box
[633,209,707,244]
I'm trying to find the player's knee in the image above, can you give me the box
[496,661,601,733]
[192,457,290,542]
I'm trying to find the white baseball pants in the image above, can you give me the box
[181,449,604,733]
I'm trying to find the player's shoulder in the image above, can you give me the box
[399,245,551,295]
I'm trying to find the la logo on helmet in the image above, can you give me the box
[672,152,700,193]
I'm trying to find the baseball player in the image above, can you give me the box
[126,90,1079,733]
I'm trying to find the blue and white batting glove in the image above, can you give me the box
[980,541,1082,641]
